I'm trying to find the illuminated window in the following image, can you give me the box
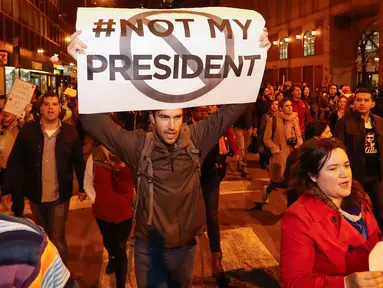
[279,37,289,59]
[304,30,315,56]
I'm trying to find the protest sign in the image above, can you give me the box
[64,87,77,97]
[4,79,35,118]
[76,7,267,113]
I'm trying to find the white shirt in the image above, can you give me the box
[83,155,96,203]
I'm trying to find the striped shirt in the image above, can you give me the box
[0,213,79,288]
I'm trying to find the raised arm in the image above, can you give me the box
[79,114,145,170]
[190,103,248,161]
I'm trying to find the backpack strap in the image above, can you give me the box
[127,132,154,285]
[186,138,201,177]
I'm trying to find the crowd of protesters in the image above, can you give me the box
[1,28,383,288]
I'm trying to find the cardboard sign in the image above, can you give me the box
[4,79,36,118]
[75,7,267,113]
[64,87,77,97]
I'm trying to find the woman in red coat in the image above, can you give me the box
[281,138,383,288]
[84,144,134,288]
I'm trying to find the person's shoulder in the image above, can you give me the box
[19,120,40,136]
[372,114,383,123]
[282,195,318,227]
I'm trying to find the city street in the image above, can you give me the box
[65,154,283,287]
[0,154,284,287]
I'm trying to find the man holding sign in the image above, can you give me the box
[69,7,270,287]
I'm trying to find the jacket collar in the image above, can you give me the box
[302,195,378,251]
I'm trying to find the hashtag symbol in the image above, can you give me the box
[93,19,116,38]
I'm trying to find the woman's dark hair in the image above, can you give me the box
[301,86,311,100]
[278,97,291,109]
[304,119,329,140]
[336,95,348,109]
[268,99,279,109]
[288,138,368,212]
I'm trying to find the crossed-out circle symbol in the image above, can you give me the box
[120,10,235,103]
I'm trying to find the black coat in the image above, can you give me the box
[334,112,383,182]
[3,121,85,204]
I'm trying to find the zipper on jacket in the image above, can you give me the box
[170,157,174,172]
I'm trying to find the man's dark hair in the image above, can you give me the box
[355,87,375,101]
[41,92,60,102]
[305,119,329,140]
[290,85,301,97]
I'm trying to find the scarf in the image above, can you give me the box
[307,186,363,217]
[276,111,300,140]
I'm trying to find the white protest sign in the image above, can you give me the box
[369,241,383,271]
[4,78,35,118]
[76,7,267,114]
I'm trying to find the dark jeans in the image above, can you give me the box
[201,168,222,253]
[96,217,133,288]
[30,200,69,264]
[364,178,383,229]
[134,237,196,288]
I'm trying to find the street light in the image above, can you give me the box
[37,49,44,54]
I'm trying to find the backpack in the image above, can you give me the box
[127,130,202,284]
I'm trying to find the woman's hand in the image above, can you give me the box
[67,31,87,60]
[259,27,271,50]
[345,271,383,288]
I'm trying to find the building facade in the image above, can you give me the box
[219,0,382,91]
[0,0,75,97]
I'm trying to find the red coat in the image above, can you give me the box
[93,165,134,224]
[281,194,383,288]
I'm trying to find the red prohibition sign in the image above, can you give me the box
[120,10,235,103]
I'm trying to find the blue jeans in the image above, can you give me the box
[134,237,197,288]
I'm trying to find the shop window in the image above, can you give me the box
[13,0,20,21]
[303,30,315,56]
[279,37,289,60]
[3,0,12,16]
[5,67,15,96]
[20,69,30,82]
